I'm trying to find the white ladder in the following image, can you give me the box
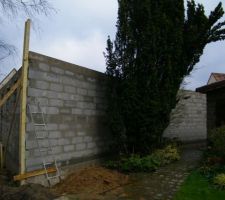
[28,99,61,186]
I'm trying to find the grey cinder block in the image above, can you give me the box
[50,83,63,92]
[76,143,86,151]
[51,66,64,75]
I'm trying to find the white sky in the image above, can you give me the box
[0,0,225,90]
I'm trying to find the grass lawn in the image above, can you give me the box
[173,171,225,200]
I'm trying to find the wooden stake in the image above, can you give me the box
[19,19,31,184]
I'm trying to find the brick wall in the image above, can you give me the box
[25,52,110,172]
[163,90,207,142]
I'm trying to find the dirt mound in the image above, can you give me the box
[53,166,129,195]
[0,184,58,200]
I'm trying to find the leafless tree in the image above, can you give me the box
[0,0,53,60]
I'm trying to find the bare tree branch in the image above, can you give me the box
[0,40,16,60]
[0,0,53,17]
[0,0,54,62]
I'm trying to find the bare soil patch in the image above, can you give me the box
[53,165,129,196]
[0,169,57,200]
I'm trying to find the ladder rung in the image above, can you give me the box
[34,124,45,126]
[47,175,60,180]
[44,162,54,166]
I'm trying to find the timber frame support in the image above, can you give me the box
[19,19,31,184]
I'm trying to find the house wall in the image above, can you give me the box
[164,90,207,142]
[207,88,225,131]
[0,70,21,174]
[25,52,110,172]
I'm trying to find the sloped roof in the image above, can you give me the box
[197,73,225,93]
[196,79,225,93]
[207,73,225,85]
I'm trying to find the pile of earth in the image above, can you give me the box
[53,165,129,196]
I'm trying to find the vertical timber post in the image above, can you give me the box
[19,19,31,184]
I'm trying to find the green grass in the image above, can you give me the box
[173,171,225,200]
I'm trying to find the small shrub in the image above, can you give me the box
[105,145,180,172]
[214,173,225,189]
[162,145,180,162]
[209,126,225,157]
[199,158,225,181]
[120,155,143,172]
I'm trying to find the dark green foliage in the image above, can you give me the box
[199,126,225,182]
[104,0,225,154]
[200,164,225,181]
[208,126,225,157]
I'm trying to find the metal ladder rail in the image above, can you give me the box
[29,104,61,182]
[36,104,61,180]
[28,102,61,184]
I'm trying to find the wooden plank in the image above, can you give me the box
[19,19,31,184]
[13,167,57,181]
[0,78,21,108]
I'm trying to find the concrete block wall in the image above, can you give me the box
[25,52,110,172]
[164,90,207,142]
[0,69,21,174]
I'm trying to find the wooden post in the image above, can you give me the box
[19,19,31,184]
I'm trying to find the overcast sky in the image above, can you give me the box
[0,0,225,90]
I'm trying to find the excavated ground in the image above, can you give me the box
[52,165,129,198]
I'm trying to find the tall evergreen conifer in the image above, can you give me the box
[105,0,225,154]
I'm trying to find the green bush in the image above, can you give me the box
[105,145,180,172]
[209,126,225,157]
[214,173,225,189]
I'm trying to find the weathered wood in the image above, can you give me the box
[0,78,21,108]
[13,167,57,181]
[19,19,31,184]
